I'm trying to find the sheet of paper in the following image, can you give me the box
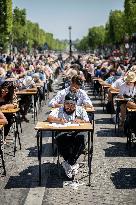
[48,122,80,127]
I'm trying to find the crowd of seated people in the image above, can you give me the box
[0,50,136,179]
[0,52,65,137]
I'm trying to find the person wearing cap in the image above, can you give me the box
[118,71,136,127]
[48,75,92,108]
[47,92,89,179]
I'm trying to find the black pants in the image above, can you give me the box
[4,113,13,136]
[19,95,31,117]
[56,132,85,165]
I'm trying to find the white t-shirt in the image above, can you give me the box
[49,106,89,122]
[112,77,124,89]
[119,82,136,97]
[48,87,92,107]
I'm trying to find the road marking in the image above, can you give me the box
[24,187,45,205]
[24,136,52,205]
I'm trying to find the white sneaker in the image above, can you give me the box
[71,163,79,175]
[62,161,73,178]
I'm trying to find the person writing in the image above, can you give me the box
[47,92,89,179]
[48,75,92,108]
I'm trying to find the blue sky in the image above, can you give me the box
[12,0,124,40]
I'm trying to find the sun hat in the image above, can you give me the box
[124,71,136,83]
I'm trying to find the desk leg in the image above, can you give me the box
[37,131,42,186]
[88,131,93,186]
[16,115,21,150]
[0,142,6,175]
[103,88,106,112]
[88,131,91,186]
[52,131,55,155]
[34,95,36,123]
[14,130,17,157]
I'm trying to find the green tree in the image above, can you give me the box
[76,36,89,51]
[9,6,66,52]
[124,0,136,35]
[0,0,13,51]
[88,26,106,49]
[106,10,126,44]
[12,7,27,50]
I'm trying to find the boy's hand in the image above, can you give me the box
[59,118,68,124]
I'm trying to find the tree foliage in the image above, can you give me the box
[88,26,106,49]
[106,10,126,44]
[0,0,13,50]
[77,1,136,51]
[124,0,136,35]
[12,7,66,52]
[0,5,66,52]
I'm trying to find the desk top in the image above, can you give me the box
[115,98,127,101]
[127,108,136,112]
[92,77,102,81]
[0,124,4,129]
[35,121,93,131]
[5,78,17,82]
[102,84,111,88]
[16,89,37,95]
[110,90,119,95]
[0,108,20,113]
[85,107,95,112]
[35,83,44,88]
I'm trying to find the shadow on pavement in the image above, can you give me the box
[5,163,68,189]
[95,117,112,125]
[94,109,109,114]
[96,128,117,137]
[103,142,132,157]
[26,143,55,157]
[111,168,136,189]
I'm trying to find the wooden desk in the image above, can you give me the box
[92,78,104,97]
[16,89,38,123]
[110,90,119,95]
[5,78,17,82]
[35,122,94,186]
[102,84,111,89]
[16,89,37,95]
[100,83,111,107]
[92,77,102,82]
[0,107,21,156]
[110,90,120,110]
[0,108,20,114]
[0,124,4,129]
[85,107,95,113]
[50,106,95,131]
[127,108,136,112]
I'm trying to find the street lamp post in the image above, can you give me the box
[68,26,72,57]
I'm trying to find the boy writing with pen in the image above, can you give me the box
[47,92,89,179]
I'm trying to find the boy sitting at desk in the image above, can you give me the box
[47,92,89,179]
